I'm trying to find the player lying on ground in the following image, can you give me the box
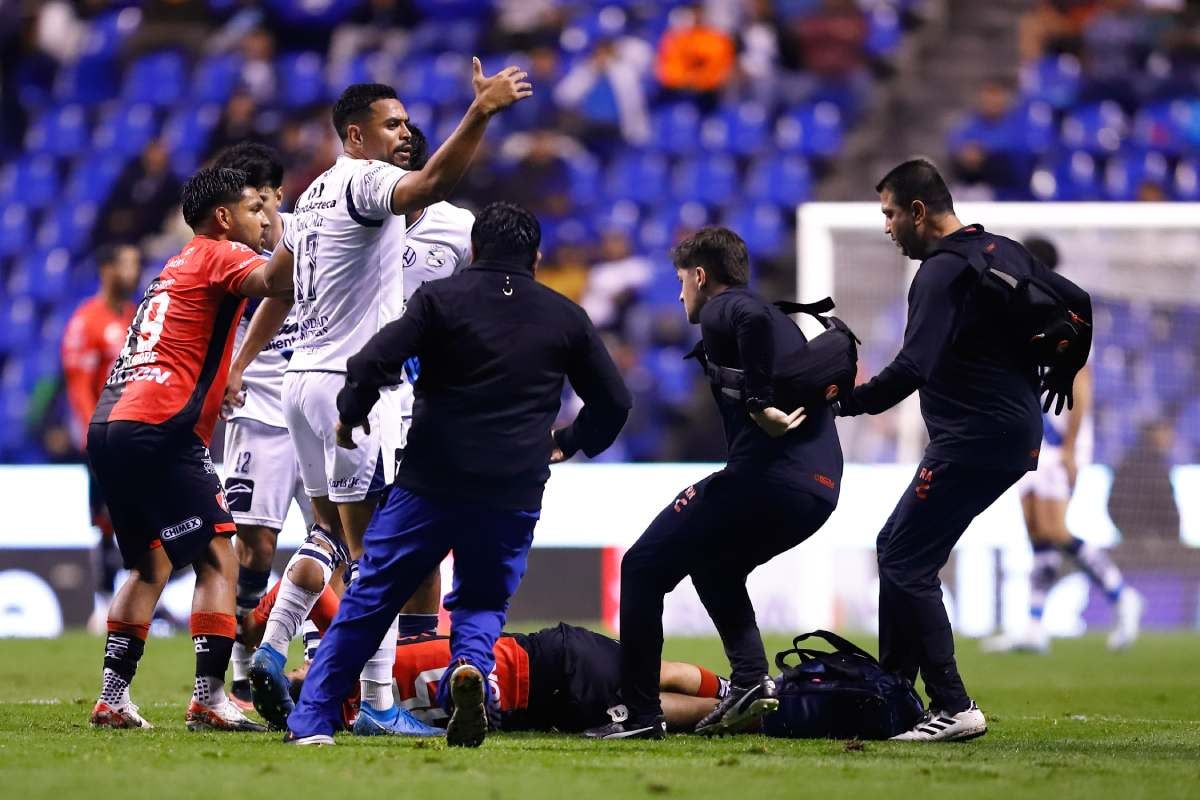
[240,584,725,733]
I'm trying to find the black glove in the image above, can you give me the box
[1039,366,1075,415]
[833,388,863,417]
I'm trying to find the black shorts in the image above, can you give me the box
[510,622,622,733]
[87,421,235,569]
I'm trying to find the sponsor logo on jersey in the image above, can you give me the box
[224,478,255,513]
[328,476,362,490]
[403,246,416,268]
[160,516,204,541]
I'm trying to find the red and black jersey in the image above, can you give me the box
[61,296,135,447]
[394,633,531,725]
[92,236,265,444]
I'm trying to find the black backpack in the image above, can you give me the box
[931,237,1091,374]
[762,630,924,740]
[686,297,861,411]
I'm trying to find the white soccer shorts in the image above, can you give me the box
[223,418,313,530]
[283,371,401,503]
[1016,444,1073,502]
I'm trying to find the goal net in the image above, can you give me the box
[796,202,1200,636]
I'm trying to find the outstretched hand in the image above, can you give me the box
[750,406,807,438]
[471,57,533,116]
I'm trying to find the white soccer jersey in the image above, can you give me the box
[283,155,409,373]
[402,201,474,302]
[228,212,302,428]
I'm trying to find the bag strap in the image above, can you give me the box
[683,340,746,401]
[774,297,836,330]
[791,630,880,664]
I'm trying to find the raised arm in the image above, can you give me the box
[389,58,531,216]
[552,321,632,461]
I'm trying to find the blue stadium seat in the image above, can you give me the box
[1021,101,1057,156]
[1104,149,1171,200]
[746,154,811,206]
[327,53,376,99]
[163,104,221,163]
[92,103,158,157]
[671,155,737,206]
[867,6,902,57]
[37,203,97,255]
[124,51,188,108]
[2,155,59,210]
[0,296,38,355]
[25,105,90,158]
[1020,54,1082,110]
[277,52,328,109]
[1131,100,1191,157]
[605,152,670,204]
[566,157,602,209]
[716,102,770,157]
[24,248,72,304]
[1030,151,1100,201]
[66,153,127,204]
[399,52,472,109]
[192,54,243,105]
[649,103,701,155]
[644,346,694,406]
[1061,101,1128,156]
[775,102,844,159]
[0,204,32,258]
[723,202,786,258]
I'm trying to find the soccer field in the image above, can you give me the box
[1,633,1197,799]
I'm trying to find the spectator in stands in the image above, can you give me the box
[1108,419,1181,541]
[736,0,789,108]
[556,36,651,151]
[948,80,1028,195]
[790,0,870,111]
[501,129,579,220]
[1018,0,1098,64]
[655,5,736,111]
[93,138,181,247]
[581,229,653,332]
[508,45,563,131]
[1080,0,1152,110]
[489,0,563,52]
[537,240,590,304]
[237,27,277,106]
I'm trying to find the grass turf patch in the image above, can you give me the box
[0,632,1197,799]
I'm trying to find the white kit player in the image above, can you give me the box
[985,239,1143,654]
[232,65,532,736]
[213,143,317,711]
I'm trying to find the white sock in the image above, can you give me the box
[301,620,321,663]
[231,641,251,683]
[260,552,331,656]
[360,615,398,711]
[193,674,227,707]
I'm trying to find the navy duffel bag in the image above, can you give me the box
[762,630,924,740]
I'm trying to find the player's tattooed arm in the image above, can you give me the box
[389,57,532,216]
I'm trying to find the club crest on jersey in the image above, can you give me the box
[160,517,204,541]
[425,245,448,268]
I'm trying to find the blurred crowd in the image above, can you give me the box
[0,0,920,464]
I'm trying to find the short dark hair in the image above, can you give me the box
[94,242,132,270]
[407,123,429,171]
[212,141,285,189]
[181,166,252,228]
[470,202,540,269]
[332,83,398,141]
[670,226,750,286]
[875,158,955,215]
[1023,236,1059,271]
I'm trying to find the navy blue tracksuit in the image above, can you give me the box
[288,260,631,738]
[620,286,843,722]
[842,224,1091,713]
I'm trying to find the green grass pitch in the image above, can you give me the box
[1,631,1197,799]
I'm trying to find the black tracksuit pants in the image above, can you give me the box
[619,469,834,722]
[877,457,1024,714]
